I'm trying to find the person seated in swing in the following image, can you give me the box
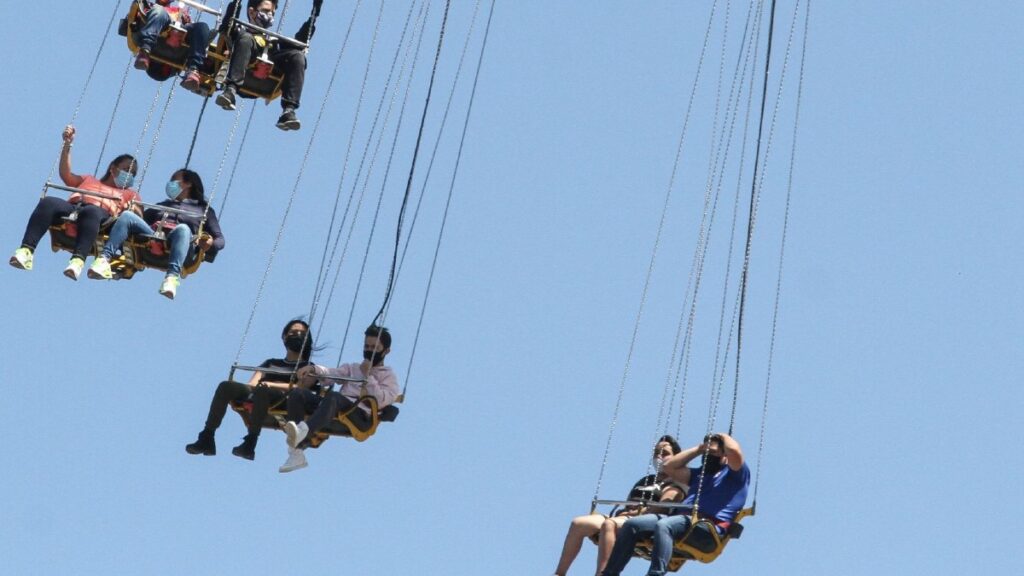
[214,0,324,131]
[10,125,140,280]
[599,433,750,576]
[553,435,688,576]
[278,324,400,473]
[132,0,214,92]
[185,318,315,459]
[88,168,224,299]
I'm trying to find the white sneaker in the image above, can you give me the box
[9,247,33,270]
[63,257,85,280]
[159,274,180,300]
[88,256,113,280]
[283,421,309,448]
[279,447,308,473]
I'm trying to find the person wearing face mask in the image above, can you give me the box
[214,0,324,131]
[10,125,140,280]
[552,436,687,576]
[277,324,400,473]
[185,319,316,460]
[88,168,224,299]
[599,433,751,576]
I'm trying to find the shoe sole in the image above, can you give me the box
[63,269,81,281]
[185,447,216,456]
[231,448,255,461]
[9,256,30,270]
[276,121,301,131]
[284,423,298,448]
[215,94,236,111]
[87,269,111,280]
[159,289,176,300]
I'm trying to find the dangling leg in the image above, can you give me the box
[89,211,150,280]
[135,5,172,69]
[595,516,628,575]
[271,48,305,130]
[553,513,604,576]
[159,223,192,299]
[64,204,109,280]
[12,197,74,270]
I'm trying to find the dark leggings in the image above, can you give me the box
[225,29,306,110]
[204,380,286,437]
[21,197,110,259]
[286,389,355,435]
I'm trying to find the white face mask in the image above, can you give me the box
[653,456,665,472]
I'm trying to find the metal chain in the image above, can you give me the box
[133,83,174,194]
[387,0,483,324]
[49,0,125,186]
[217,105,257,219]
[753,0,809,508]
[592,0,721,507]
[403,0,493,395]
[94,54,136,176]
[331,0,434,365]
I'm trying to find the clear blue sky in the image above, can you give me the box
[1,1,1021,575]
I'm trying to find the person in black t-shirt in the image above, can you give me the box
[185,319,314,460]
[552,435,688,576]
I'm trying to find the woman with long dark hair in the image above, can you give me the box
[10,125,139,279]
[553,435,688,576]
[186,319,315,460]
[88,168,225,299]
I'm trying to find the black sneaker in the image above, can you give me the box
[276,109,301,131]
[185,430,216,456]
[231,435,257,461]
[216,87,237,111]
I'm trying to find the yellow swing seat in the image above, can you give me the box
[230,389,401,447]
[120,1,222,94]
[633,507,753,572]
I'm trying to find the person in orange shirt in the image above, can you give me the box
[10,125,140,280]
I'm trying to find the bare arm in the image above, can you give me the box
[245,371,265,386]
[662,443,706,486]
[717,432,745,471]
[58,126,84,188]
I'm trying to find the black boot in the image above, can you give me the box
[231,434,258,461]
[185,429,216,456]
[216,86,237,111]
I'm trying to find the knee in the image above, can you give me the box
[170,223,191,238]
[38,196,63,211]
[148,6,170,24]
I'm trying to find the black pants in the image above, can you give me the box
[204,380,286,437]
[21,197,110,259]
[225,29,306,110]
[286,389,356,435]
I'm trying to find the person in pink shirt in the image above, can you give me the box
[278,324,400,473]
[10,125,140,280]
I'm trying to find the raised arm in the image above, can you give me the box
[717,432,745,471]
[58,126,84,188]
[661,442,706,486]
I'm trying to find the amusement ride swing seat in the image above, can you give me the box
[120,0,224,93]
[226,366,401,448]
[204,17,310,104]
[631,507,754,571]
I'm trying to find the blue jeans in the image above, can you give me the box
[103,212,192,276]
[601,514,693,576]
[137,6,212,70]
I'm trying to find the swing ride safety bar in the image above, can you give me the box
[228,363,366,384]
[593,499,699,511]
[43,182,123,202]
[178,0,222,17]
[235,21,308,49]
[132,200,197,216]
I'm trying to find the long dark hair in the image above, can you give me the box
[104,154,137,182]
[173,168,206,204]
[282,319,315,362]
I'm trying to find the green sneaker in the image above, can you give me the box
[159,274,180,300]
[9,247,33,271]
[88,257,113,280]
[63,257,85,281]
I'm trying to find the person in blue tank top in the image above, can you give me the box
[599,432,750,576]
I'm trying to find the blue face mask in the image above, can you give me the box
[165,180,183,201]
[254,10,274,28]
[115,169,135,189]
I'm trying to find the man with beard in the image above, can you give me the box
[599,433,750,576]
[278,324,399,472]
